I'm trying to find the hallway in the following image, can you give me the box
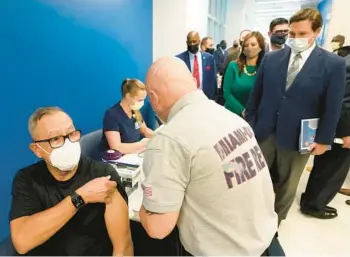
[279,170,349,256]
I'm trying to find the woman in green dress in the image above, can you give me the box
[223,31,266,117]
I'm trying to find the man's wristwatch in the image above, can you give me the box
[70,192,85,209]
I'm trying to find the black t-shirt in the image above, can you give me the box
[9,157,128,256]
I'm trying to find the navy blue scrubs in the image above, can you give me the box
[100,102,141,154]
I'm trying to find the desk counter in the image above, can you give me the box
[116,152,181,255]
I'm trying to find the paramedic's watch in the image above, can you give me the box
[70,192,85,209]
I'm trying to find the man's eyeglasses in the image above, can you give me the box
[34,130,82,149]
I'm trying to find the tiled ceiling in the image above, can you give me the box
[254,0,319,22]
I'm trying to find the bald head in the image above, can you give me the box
[146,57,197,122]
[187,31,200,54]
[147,57,195,89]
[187,31,199,41]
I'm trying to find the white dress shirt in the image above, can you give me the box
[288,42,316,71]
[189,51,203,89]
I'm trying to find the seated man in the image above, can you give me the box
[9,107,132,256]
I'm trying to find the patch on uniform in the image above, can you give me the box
[221,146,266,189]
[141,184,153,198]
[135,121,141,130]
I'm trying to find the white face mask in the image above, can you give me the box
[287,37,310,53]
[130,101,144,111]
[37,139,81,171]
[331,42,340,51]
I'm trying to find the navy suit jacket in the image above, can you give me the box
[214,48,228,74]
[245,46,346,151]
[176,51,218,100]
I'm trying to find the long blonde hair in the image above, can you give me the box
[121,78,146,124]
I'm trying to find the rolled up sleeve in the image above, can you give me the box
[141,134,191,213]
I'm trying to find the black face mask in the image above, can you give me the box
[233,44,239,48]
[187,44,199,54]
[205,48,215,55]
[221,43,227,50]
[270,33,287,46]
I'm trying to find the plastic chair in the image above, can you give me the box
[80,129,102,160]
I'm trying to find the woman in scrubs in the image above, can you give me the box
[100,78,153,155]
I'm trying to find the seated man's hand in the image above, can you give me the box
[76,176,117,204]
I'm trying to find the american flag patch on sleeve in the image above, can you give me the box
[141,184,153,198]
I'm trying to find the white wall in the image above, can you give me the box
[225,0,246,46]
[153,0,209,61]
[186,0,209,38]
[152,0,187,61]
[225,0,257,46]
[243,0,257,30]
[324,0,350,50]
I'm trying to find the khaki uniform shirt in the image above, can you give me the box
[142,90,277,255]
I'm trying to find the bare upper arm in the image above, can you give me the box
[105,190,131,247]
[140,122,147,133]
[139,206,179,239]
[105,131,122,150]
[139,123,146,136]
[106,189,128,217]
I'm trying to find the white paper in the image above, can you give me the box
[129,187,143,212]
[116,154,142,166]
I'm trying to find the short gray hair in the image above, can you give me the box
[28,107,63,139]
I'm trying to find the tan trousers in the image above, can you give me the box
[259,135,309,223]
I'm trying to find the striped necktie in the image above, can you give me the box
[286,53,302,89]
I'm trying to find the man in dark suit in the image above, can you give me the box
[176,31,218,100]
[300,46,350,219]
[245,8,346,224]
[265,18,289,53]
[214,40,228,74]
[200,36,215,55]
